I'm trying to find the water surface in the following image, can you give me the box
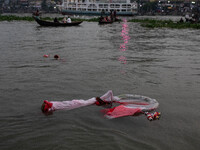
[0,18,200,150]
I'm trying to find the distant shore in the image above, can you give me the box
[1,14,200,29]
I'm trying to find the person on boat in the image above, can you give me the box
[103,17,107,22]
[106,16,111,22]
[99,16,104,22]
[185,14,190,22]
[179,18,184,23]
[62,17,67,23]
[54,17,59,23]
[41,90,114,113]
[104,16,109,22]
[67,16,72,23]
[99,12,104,22]
[113,10,118,21]
[33,9,40,19]
[36,9,39,15]
[101,9,105,16]
[114,10,117,19]
[110,10,113,21]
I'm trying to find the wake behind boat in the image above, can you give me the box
[33,16,83,27]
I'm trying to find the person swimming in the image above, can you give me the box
[54,55,59,59]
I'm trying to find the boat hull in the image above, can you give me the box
[33,16,83,27]
[99,20,113,24]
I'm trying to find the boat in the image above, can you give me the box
[33,16,83,27]
[98,11,120,24]
[98,15,120,24]
[99,20,113,24]
[57,0,138,16]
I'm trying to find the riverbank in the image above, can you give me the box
[1,14,200,29]
[0,15,99,22]
[129,18,200,29]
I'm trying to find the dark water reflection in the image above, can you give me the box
[0,19,200,150]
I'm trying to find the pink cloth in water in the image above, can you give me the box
[102,105,142,119]
[49,90,115,111]
[50,98,96,111]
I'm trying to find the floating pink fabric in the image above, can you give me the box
[50,98,96,111]
[102,94,159,119]
[41,91,159,120]
[102,105,142,119]
[42,90,115,113]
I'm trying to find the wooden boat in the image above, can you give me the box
[33,16,83,27]
[98,16,120,25]
[114,18,121,22]
[98,17,113,25]
[99,20,113,25]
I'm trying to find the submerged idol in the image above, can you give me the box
[41,90,161,120]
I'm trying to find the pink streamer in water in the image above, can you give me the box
[118,19,130,64]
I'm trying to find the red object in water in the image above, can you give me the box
[146,112,153,121]
[43,54,49,58]
[153,112,161,120]
[102,105,142,119]
[43,100,53,112]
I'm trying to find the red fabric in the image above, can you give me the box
[95,97,112,106]
[95,101,100,106]
[43,100,53,112]
[102,105,142,118]
[44,100,53,107]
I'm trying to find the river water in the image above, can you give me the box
[0,16,200,150]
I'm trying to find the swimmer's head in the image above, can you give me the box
[54,55,59,59]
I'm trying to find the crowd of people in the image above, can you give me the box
[33,10,72,24]
[99,10,118,22]
[54,16,72,23]
[179,13,200,23]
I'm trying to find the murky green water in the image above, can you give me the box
[0,16,200,150]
